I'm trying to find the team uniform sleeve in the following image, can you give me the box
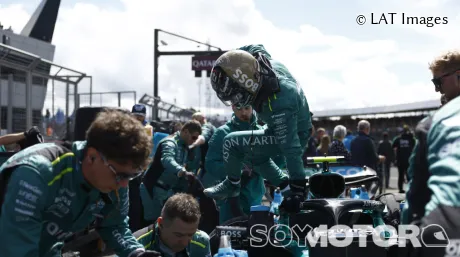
[425,119,460,216]
[96,187,144,257]
[160,140,183,175]
[201,124,215,143]
[269,110,305,180]
[136,230,154,250]
[204,128,227,182]
[0,165,48,257]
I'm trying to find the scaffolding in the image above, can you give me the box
[138,93,194,121]
[0,42,90,136]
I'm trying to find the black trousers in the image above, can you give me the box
[397,163,409,191]
[128,177,144,232]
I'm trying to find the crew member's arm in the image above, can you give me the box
[269,108,305,181]
[425,117,460,216]
[160,140,185,175]
[392,137,399,162]
[0,132,25,146]
[365,138,381,164]
[204,128,228,183]
[136,230,154,250]
[96,187,145,257]
[190,124,213,148]
[0,166,48,257]
[402,116,432,224]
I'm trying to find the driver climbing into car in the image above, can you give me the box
[203,44,312,213]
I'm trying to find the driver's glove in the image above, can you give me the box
[132,250,163,257]
[24,126,41,138]
[19,126,44,149]
[279,180,306,213]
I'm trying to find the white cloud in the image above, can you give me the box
[1,0,459,120]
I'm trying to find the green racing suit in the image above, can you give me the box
[136,223,211,257]
[140,132,190,222]
[203,112,288,223]
[401,97,460,256]
[204,44,312,200]
[0,141,144,257]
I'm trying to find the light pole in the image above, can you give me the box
[152,28,227,120]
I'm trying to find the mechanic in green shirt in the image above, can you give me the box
[204,44,312,202]
[401,50,460,257]
[0,109,161,257]
[204,104,288,223]
[136,193,211,257]
[140,120,202,225]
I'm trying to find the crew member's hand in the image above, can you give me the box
[24,126,40,138]
[279,193,303,213]
[178,169,196,181]
[241,164,252,177]
[133,250,162,257]
[378,155,386,163]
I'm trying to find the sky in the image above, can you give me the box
[1,0,460,119]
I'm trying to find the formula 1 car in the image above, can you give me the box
[209,156,406,257]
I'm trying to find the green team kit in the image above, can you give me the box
[0,141,145,257]
[140,132,190,222]
[203,111,288,223]
[204,44,312,200]
[401,96,460,257]
[136,223,211,257]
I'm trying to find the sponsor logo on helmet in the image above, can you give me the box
[232,68,260,94]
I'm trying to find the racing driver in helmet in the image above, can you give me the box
[203,44,312,205]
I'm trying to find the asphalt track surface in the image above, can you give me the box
[68,166,407,257]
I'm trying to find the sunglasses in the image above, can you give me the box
[98,152,143,183]
[432,69,460,92]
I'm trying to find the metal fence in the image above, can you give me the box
[0,42,89,141]
[76,91,137,109]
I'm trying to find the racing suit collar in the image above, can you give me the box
[154,222,190,257]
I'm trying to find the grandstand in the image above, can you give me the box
[312,99,440,141]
